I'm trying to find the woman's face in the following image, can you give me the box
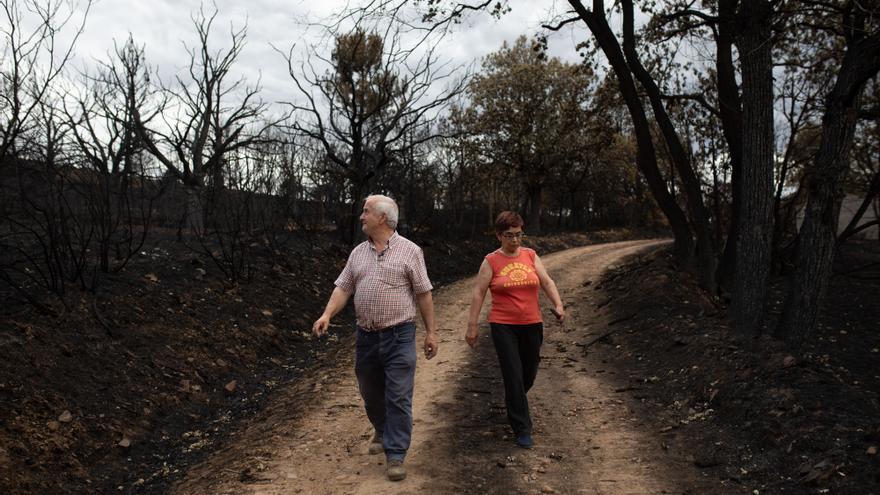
[497,226,524,251]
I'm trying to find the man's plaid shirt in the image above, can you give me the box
[335,232,433,331]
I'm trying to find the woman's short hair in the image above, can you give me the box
[366,194,399,230]
[494,211,524,233]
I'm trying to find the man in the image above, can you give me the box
[312,194,438,482]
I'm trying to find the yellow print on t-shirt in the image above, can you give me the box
[500,262,538,288]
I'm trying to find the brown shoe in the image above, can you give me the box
[368,432,383,455]
[386,459,406,481]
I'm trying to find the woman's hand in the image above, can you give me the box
[465,324,479,348]
[553,305,565,322]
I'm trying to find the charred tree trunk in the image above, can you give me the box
[715,0,745,291]
[622,0,716,292]
[526,183,542,234]
[183,183,205,235]
[777,26,880,345]
[838,170,880,243]
[569,1,694,265]
[731,0,775,336]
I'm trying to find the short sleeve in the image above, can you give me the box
[407,247,433,294]
[334,251,356,294]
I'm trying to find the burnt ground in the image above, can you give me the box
[591,239,880,493]
[1,231,877,494]
[0,227,642,495]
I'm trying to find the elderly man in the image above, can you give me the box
[312,194,438,482]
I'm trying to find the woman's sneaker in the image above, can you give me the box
[368,432,383,455]
[515,434,534,449]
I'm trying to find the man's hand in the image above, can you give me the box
[312,287,351,338]
[465,324,479,348]
[312,315,330,337]
[423,331,438,359]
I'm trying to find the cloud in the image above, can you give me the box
[61,0,585,109]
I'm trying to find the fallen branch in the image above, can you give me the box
[608,313,637,326]
[578,314,637,350]
[92,296,115,338]
[580,330,616,350]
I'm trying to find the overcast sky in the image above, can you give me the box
[62,0,586,110]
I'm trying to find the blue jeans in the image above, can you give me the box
[355,322,417,461]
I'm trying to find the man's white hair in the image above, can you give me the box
[366,194,399,230]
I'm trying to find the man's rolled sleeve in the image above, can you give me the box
[334,256,356,294]
[407,248,433,294]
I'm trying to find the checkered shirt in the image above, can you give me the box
[334,232,433,331]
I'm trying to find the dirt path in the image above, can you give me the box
[172,239,727,495]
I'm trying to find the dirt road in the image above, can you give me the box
[172,239,725,494]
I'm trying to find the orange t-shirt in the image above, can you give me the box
[486,248,542,324]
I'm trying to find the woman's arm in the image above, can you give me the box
[534,255,564,321]
[465,259,493,347]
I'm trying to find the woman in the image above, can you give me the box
[465,211,564,449]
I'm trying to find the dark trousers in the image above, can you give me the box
[490,322,544,436]
[354,322,417,461]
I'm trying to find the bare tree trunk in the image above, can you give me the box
[875,197,880,242]
[731,0,775,336]
[568,1,694,265]
[777,27,880,345]
[622,0,716,292]
[838,170,880,243]
[527,184,542,234]
[184,184,205,234]
[715,0,744,291]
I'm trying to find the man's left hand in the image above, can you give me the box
[423,332,438,360]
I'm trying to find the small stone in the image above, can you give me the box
[782,356,797,368]
[541,485,556,493]
[58,411,73,423]
[118,437,131,448]
[867,446,878,455]
[47,421,60,431]
[224,380,237,393]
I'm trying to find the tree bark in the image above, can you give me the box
[527,184,542,234]
[777,27,880,345]
[569,0,693,264]
[621,0,716,292]
[838,170,880,243]
[715,0,744,291]
[731,0,775,336]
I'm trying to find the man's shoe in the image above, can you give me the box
[368,432,383,455]
[515,434,534,449]
[385,459,406,481]
[386,459,406,481]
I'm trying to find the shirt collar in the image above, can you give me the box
[368,231,398,253]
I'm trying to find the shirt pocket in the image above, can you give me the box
[378,260,407,288]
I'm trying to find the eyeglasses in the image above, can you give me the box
[501,232,525,239]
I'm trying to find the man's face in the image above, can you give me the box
[360,199,385,235]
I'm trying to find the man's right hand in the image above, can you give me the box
[312,316,330,337]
